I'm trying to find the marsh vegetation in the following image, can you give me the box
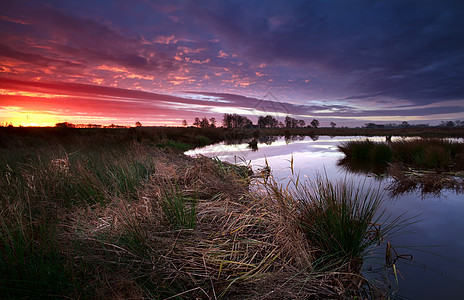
[0,127,415,299]
[338,138,464,194]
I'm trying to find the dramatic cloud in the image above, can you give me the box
[1,0,463,126]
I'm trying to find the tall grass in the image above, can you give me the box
[0,139,160,298]
[0,199,75,298]
[159,180,197,229]
[295,177,387,270]
[259,168,404,274]
[0,144,156,207]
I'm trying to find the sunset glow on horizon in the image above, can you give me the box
[1,0,463,127]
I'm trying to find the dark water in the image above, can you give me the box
[186,136,464,299]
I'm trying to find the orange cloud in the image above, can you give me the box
[218,50,229,58]
[154,35,177,44]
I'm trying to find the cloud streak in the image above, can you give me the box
[2,78,463,127]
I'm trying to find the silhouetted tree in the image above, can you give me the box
[55,122,75,128]
[285,116,297,128]
[135,121,142,127]
[209,117,216,128]
[193,117,200,128]
[182,119,188,127]
[200,117,210,128]
[222,113,253,128]
[445,120,456,127]
[310,119,320,128]
[285,116,307,128]
[258,115,278,128]
[330,122,336,128]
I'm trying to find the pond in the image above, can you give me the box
[186,135,464,299]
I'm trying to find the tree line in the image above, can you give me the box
[363,120,464,129]
[184,114,324,129]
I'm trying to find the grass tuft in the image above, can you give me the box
[159,180,198,229]
[0,200,74,298]
[259,165,404,275]
[295,176,385,270]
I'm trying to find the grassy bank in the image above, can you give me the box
[1,128,404,298]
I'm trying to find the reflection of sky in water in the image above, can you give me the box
[186,136,464,299]
[186,136,351,179]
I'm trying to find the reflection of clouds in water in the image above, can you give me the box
[186,136,361,178]
[187,136,350,160]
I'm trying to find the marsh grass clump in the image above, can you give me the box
[338,139,393,163]
[262,172,396,271]
[338,138,464,194]
[338,139,375,160]
[370,142,393,162]
[391,138,463,170]
[296,177,386,270]
[256,168,410,298]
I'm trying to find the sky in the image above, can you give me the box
[1,0,464,127]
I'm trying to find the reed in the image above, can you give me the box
[338,139,393,162]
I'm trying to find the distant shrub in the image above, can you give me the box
[156,140,191,151]
[194,135,212,146]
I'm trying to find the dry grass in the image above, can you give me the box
[387,163,464,196]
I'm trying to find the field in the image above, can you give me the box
[0,126,460,299]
